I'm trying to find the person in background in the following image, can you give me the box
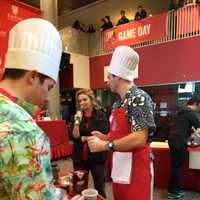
[184,0,197,4]
[168,95,200,199]
[100,17,107,31]
[87,46,155,200]
[170,0,185,10]
[73,20,81,30]
[104,15,113,30]
[72,89,109,198]
[72,20,85,32]
[134,5,147,20]
[117,10,130,25]
[87,24,96,33]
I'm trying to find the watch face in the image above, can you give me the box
[108,141,113,149]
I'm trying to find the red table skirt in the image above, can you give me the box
[37,120,72,160]
[50,143,73,160]
[153,147,200,191]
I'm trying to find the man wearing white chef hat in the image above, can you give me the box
[88,45,155,200]
[0,18,70,200]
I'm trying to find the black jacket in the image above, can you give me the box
[72,109,109,164]
[168,107,200,145]
[134,10,147,20]
[117,17,130,25]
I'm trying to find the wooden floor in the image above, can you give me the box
[54,158,200,200]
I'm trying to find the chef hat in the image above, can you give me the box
[108,45,139,81]
[5,18,62,82]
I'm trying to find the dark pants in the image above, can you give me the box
[168,142,187,193]
[73,161,106,198]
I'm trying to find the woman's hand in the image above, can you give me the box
[72,111,82,138]
[74,111,83,121]
[196,128,200,134]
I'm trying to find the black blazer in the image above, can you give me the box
[72,109,109,164]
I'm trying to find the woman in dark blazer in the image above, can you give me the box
[72,89,109,198]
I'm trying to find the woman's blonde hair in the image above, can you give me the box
[75,89,101,110]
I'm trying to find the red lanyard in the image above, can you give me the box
[0,88,16,102]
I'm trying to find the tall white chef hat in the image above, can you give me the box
[108,45,139,81]
[5,18,62,82]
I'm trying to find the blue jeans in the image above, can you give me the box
[168,143,187,193]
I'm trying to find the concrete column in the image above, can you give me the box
[40,0,58,25]
[40,0,61,119]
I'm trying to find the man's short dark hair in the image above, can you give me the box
[2,68,50,84]
[105,15,110,20]
[187,95,200,105]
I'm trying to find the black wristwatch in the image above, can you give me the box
[107,141,114,151]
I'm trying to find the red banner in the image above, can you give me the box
[0,0,41,78]
[104,12,167,51]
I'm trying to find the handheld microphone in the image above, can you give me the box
[75,107,83,125]
[79,106,84,113]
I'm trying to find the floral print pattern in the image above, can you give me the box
[0,94,55,200]
[112,85,155,142]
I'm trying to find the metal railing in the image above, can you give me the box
[88,4,200,57]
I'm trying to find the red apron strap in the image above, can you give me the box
[0,88,16,102]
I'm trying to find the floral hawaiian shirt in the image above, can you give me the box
[0,93,55,200]
[112,85,156,143]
